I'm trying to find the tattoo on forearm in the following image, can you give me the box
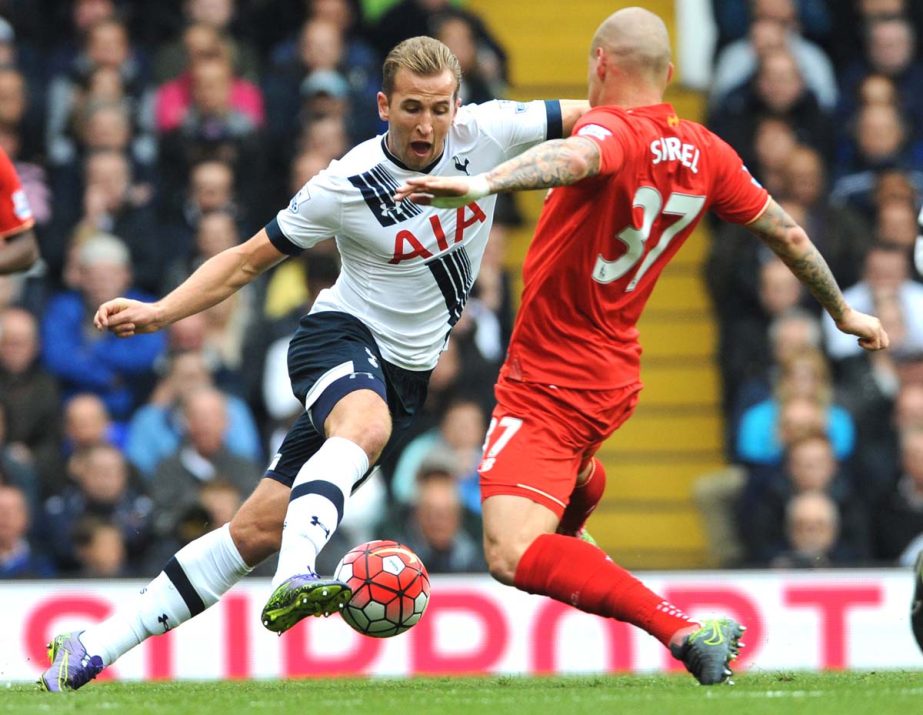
[748,201,848,320]
[486,138,601,193]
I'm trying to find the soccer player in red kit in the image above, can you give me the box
[397,7,889,685]
[0,145,37,274]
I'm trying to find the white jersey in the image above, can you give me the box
[268,99,561,370]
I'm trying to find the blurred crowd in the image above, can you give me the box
[0,0,513,580]
[704,0,923,569]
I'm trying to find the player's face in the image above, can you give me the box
[379,68,459,171]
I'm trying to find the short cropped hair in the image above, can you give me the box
[381,36,461,98]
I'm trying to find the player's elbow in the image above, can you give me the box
[562,148,593,183]
[778,225,812,258]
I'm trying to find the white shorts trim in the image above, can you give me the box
[515,483,567,509]
[303,360,355,412]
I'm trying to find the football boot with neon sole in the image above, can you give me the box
[37,631,104,692]
[670,618,746,685]
[261,572,352,633]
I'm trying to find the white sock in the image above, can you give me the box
[80,524,250,666]
[272,436,369,587]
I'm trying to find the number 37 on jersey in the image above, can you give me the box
[592,187,705,292]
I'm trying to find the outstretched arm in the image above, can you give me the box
[94,228,286,337]
[559,100,591,136]
[393,136,602,207]
[745,198,889,351]
[0,228,39,274]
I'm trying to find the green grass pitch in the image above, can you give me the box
[3,672,922,715]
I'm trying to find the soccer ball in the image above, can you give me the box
[334,539,430,638]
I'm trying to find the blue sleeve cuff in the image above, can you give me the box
[544,100,563,140]
[265,217,303,256]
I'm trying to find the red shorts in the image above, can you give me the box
[478,375,642,517]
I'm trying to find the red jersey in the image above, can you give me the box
[0,146,32,239]
[504,103,769,390]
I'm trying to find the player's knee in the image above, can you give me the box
[354,419,391,462]
[229,512,282,566]
[484,537,526,586]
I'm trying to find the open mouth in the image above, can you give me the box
[410,141,432,157]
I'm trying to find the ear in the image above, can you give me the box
[377,91,389,121]
[666,62,675,85]
[594,47,607,81]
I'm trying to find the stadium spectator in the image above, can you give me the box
[45,18,153,169]
[125,349,261,478]
[40,233,166,421]
[263,17,375,156]
[395,10,886,687]
[0,307,61,494]
[838,15,923,138]
[823,243,923,361]
[44,0,119,83]
[149,386,261,538]
[66,149,163,293]
[158,53,265,218]
[391,396,486,511]
[708,48,834,171]
[0,401,39,516]
[771,491,843,568]
[386,459,486,573]
[164,208,240,290]
[72,516,131,578]
[711,0,833,57]
[433,11,497,105]
[163,158,246,262]
[153,0,261,83]
[743,433,869,564]
[708,253,809,429]
[779,145,871,288]
[62,393,124,464]
[0,484,54,578]
[43,443,152,573]
[154,24,265,134]
[0,66,43,167]
[711,0,837,111]
[873,427,923,561]
[737,348,856,465]
[835,103,923,180]
[375,0,507,84]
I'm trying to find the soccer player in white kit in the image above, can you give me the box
[39,37,588,691]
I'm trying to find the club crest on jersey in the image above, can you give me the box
[453,155,471,175]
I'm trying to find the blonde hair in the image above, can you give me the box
[382,36,461,98]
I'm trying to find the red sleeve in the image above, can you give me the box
[709,135,770,225]
[572,109,626,176]
[0,148,33,239]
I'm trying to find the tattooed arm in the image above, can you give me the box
[745,198,889,351]
[392,137,601,207]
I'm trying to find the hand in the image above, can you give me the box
[393,174,491,208]
[835,307,890,352]
[94,297,164,337]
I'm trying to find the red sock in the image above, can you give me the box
[514,533,695,646]
[558,457,606,535]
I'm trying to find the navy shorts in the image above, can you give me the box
[264,311,431,491]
